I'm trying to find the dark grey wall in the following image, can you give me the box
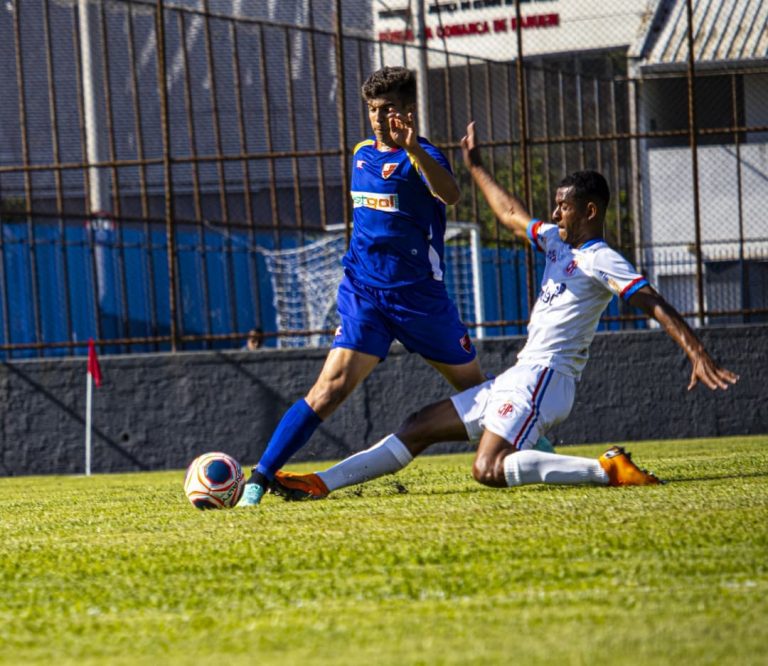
[1,325,766,476]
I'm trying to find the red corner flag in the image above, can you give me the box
[87,338,102,387]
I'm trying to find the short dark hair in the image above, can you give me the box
[559,170,610,211]
[361,66,416,106]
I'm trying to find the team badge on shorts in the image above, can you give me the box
[334,325,343,338]
[498,402,515,417]
[382,163,398,179]
[459,333,472,353]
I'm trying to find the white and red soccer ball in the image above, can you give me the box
[184,452,245,510]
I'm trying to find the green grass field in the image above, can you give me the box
[1,436,766,665]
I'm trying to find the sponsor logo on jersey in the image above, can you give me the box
[382,162,398,179]
[498,402,515,417]
[565,259,578,275]
[351,191,400,212]
[539,282,567,304]
[459,333,472,353]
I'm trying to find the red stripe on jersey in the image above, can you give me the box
[620,277,645,298]
[530,221,545,251]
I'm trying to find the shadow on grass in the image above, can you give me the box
[663,471,768,483]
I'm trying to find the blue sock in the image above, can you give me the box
[255,399,323,481]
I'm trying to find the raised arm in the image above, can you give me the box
[628,286,739,391]
[388,110,460,205]
[461,121,532,240]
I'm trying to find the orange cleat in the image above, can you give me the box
[598,446,663,486]
[271,470,329,501]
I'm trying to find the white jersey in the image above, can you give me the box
[517,220,648,379]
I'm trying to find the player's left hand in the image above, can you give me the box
[388,110,417,149]
[461,121,484,169]
[688,353,739,391]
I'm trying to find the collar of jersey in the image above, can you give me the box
[374,140,401,152]
[576,237,605,250]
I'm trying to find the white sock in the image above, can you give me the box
[317,434,414,492]
[503,450,609,487]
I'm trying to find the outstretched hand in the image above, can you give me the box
[687,352,739,391]
[387,110,417,150]
[461,121,484,169]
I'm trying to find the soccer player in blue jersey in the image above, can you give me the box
[238,67,486,506]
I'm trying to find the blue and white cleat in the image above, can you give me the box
[236,482,266,507]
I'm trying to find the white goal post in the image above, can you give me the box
[261,222,485,348]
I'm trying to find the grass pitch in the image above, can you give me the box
[1,436,766,665]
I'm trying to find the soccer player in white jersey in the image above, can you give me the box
[269,121,740,500]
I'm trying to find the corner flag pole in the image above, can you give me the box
[85,339,102,476]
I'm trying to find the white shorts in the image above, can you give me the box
[450,363,575,449]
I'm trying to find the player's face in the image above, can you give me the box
[367,95,408,147]
[552,186,590,246]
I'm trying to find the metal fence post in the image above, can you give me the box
[685,0,705,327]
[514,0,536,314]
[155,0,179,351]
[334,0,351,243]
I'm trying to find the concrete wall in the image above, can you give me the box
[1,325,766,476]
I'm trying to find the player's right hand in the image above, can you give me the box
[388,110,416,150]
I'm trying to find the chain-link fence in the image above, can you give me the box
[0,0,765,357]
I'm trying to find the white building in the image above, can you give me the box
[629,0,768,320]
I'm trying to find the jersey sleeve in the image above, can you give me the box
[417,138,452,173]
[591,247,649,301]
[410,139,453,199]
[526,219,558,252]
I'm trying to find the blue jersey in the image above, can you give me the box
[343,136,451,288]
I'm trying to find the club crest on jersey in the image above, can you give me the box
[498,402,515,417]
[547,249,557,263]
[356,159,365,169]
[382,162,398,179]
[459,333,472,353]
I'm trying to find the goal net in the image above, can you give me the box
[261,222,484,348]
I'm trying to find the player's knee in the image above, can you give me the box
[306,377,353,414]
[472,453,505,487]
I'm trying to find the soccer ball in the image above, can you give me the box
[183,452,246,510]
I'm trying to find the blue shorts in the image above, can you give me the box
[332,273,477,365]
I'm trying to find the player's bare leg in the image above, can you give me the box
[239,348,380,506]
[472,430,660,488]
[473,429,610,487]
[272,398,469,500]
[425,357,486,392]
[396,398,469,455]
[305,347,381,418]
[472,430,517,488]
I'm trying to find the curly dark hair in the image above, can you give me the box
[559,170,610,211]
[361,66,417,106]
